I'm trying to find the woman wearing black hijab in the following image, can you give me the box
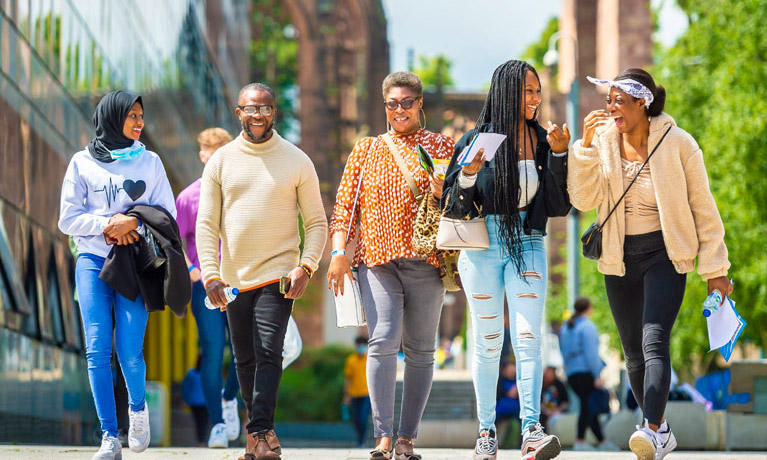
[59,91,176,460]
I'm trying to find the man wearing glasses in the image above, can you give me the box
[196,83,327,460]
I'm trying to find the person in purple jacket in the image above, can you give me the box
[176,127,241,448]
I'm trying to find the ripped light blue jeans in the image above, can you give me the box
[459,213,547,433]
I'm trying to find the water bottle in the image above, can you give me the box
[204,287,239,310]
[702,289,723,317]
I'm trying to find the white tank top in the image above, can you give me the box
[518,159,539,207]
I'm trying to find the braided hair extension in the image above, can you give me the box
[474,60,540,275]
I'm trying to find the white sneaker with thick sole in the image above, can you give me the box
[207,422,229,448]
[629,419,676,460]
[521,423,561,460]
[222,398,240,441]
[128,405,150,452]
[656,421,677,459]
[629,424,656,460]
[93,433,122,460]
[473,429,497,460]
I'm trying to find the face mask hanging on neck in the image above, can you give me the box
[110,141,146,161]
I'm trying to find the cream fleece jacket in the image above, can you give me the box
[568,113,730,280]
[196,131,327,289]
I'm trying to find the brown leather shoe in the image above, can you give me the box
[265,430,282,455]
[241,431,280,460]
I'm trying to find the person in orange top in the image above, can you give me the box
[344,336,371,448]
[328,71,455,460]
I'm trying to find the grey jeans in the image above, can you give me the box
[359,257,445,439]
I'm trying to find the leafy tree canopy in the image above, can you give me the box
[550,0,766,380]
[413,54,455,92]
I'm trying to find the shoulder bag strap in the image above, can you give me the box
[598,125,673,229]
[345,139,375,244]
[382,132,424,203]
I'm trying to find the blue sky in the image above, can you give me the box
[382,0,688,92]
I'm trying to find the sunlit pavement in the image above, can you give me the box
[2,446,767,460]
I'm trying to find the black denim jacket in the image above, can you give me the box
[440,121,571,235]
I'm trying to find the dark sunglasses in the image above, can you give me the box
[238,105,274,116]
[384,97,420,111]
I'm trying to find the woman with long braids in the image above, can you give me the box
[441,60,570,460]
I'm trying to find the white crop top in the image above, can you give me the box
[518,159,538,207]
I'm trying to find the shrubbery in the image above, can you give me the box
[275,344,352,422]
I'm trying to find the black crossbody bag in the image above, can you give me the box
[581,126,672,260]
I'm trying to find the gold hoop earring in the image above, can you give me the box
[419,108,426,129]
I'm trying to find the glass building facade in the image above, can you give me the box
[0,0,249,444]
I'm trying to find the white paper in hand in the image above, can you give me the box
[457,133,507,165]
[706,296,741,350]
[334,273,366,328]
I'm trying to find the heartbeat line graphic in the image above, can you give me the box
[94,178,123,208]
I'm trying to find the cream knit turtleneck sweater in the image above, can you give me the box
[196,131,327,290]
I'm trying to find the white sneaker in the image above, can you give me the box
[656,421,677,459]
[629,419,675,460]
[222,398,240,441]
[93,433,122,460]
[128,405,151,452]
[207,422,229,448]
[521,423,561,460]
[473,429,498,460]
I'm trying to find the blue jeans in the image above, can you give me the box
[459,214,547,432]
[75,253,149,437]
[190,280,240,426]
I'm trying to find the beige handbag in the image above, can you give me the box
[436,197,489,250]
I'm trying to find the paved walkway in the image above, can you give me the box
[2,446,767,460]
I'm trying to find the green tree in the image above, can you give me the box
[413,54,455,92]
[251,0,299,136]
[520,17,559,86]
[654,0,767,372]
[564,0,767,380]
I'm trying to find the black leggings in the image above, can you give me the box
[604,231,686,425]
[568,373,604,442]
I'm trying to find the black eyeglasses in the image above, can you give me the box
[238,105,274,116]
[384,97,420,111]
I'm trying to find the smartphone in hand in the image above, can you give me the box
[279,275,291,295]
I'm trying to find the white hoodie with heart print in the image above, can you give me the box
[58,148,176,258]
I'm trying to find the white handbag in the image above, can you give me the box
[436,216,490,250]
[436,195,490,250]
[333,143,370,328]
[334,270,366,328]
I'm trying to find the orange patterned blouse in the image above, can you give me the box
[329,128,456,268]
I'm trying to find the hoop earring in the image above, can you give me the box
[419,108,426,129]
